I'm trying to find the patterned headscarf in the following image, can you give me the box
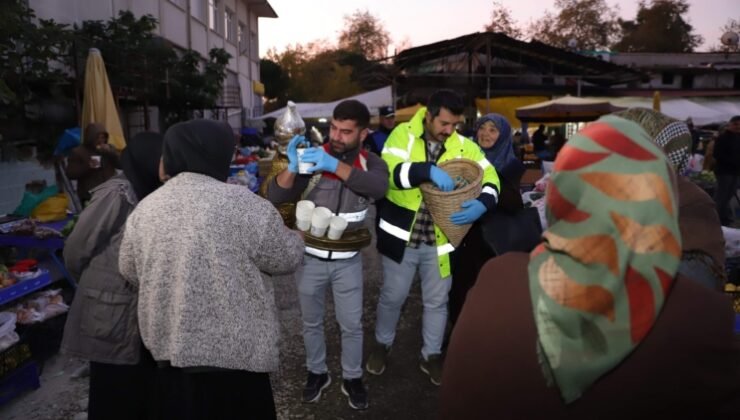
[473,113,518,174]
[612,108,691,174]
[528,115,682,403]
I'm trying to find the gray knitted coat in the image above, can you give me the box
[119,172,304,372]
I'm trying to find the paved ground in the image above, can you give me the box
[0,207,440,419]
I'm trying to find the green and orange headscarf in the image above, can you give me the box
[528,115,682,403]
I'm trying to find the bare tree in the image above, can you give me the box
[528,0,620,51]
[338,10,391,61]
[484,1,523,39]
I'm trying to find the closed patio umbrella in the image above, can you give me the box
[81,48,126,150]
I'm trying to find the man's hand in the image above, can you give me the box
[286,135,308,173]
[450,199,486,225]
[429,165,454,192]
[302,147,339,174]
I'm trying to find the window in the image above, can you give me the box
[208,0,220,33]
[661,72,675,85]
[224,8,235,42]
[238,22,248,55]
[190,0,205,21]
[250,30,258,59]
[681,74,694,89]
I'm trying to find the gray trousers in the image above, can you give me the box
[375,244,452,359]
[295,254,363,379]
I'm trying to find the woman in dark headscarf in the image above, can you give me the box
[440,115,740,418]
[613,108,726,291]
[473,113,525,208]
[119,120,304,419]
[62,132,164,420]
[449,114,536,328]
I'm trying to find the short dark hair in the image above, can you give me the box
[730,115,740,123]
[427,90,464,117]
[333,100,370,128]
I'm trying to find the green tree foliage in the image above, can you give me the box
[0,0,71,116]
[338,10,391,61]
[528,0,620,50]
[260,58,290,105]
[484,1,523,39]
[161,48,231,126]
[266,44,361,106]
[69,11,231,128]
[0,0,72,160]
[613,0,703,52]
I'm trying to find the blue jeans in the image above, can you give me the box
[375,244,451,359]
[296,254,363,379]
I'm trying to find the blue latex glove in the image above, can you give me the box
[450,199,487,225]
[429,165,454,192]
[286,135,308,173]
[301,147,339,173]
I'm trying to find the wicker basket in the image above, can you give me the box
[420,158,483,247]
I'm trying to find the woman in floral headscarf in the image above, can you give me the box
[613,108,726,291]
[440,115,740,418]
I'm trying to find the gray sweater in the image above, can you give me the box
[119,172,304,372]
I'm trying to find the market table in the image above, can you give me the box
[0,217,76,289]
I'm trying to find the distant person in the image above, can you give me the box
[267,100,389,410]
[712,115,740,225]
[119,120,304,419]
[687,118,702,154]
[66,123,120,204]
[531,124,547,153]
[365,106,395,155]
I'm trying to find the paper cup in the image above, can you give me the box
[90,155,102,168]
[295,200,315,231]
[296,149,314,174]
[310,207,332,237]
[295,218,312,232]
[327,215,348,240]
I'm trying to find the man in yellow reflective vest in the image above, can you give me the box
[366,90,501,385]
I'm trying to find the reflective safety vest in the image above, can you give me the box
[377,107,501,277]
[304,144,370,260]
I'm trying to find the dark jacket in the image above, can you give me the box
[441,253,740,419]
[66,123,119,203]
[61,174,141,364]
[713,130,740,175]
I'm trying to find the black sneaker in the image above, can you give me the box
[365,341,391,375]
[302,372,331,403]
[419,354,443,386]
[341,378,368,410]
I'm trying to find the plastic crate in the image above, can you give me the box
[0,361,40,406]
[0,340,33,380]
[0,270,52,307]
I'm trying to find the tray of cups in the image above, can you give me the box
[295,200,371,251]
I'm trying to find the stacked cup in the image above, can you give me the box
[295,200,315,231]
[327,216,348,240]
[294,201,349,240]
[310,207,332,237]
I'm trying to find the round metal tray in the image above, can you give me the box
[303,227,372,251]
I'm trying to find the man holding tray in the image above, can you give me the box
[267,100,389,410]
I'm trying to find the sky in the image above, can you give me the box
[258,0,739,57]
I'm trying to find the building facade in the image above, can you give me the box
[29,0,276,129]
